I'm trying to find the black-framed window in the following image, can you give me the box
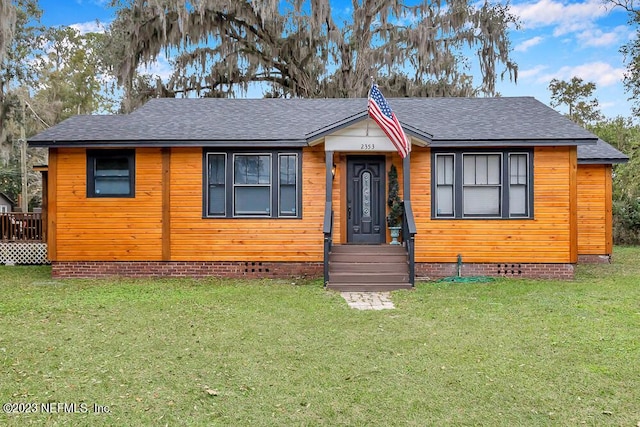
[207,153,226,216]
[432,149,533,219]
[463,153,502,216]
[87,149,135,198]
[204,150,301,218]
[278,154,298,217]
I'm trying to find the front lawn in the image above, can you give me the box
[1,248,639,426]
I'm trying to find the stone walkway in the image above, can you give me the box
[340,292,395,310]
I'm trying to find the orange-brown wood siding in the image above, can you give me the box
[47,149,58,260]
[49,144,582,264]
[53,148,163,261]
[169,146,326,262]
[411,146,576,263]
[577,164,613,255]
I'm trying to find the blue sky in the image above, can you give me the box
[38,0,636,119]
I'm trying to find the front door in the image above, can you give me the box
[347,156,386,244]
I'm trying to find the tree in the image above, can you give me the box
[33,26,116,122]
[1,0,42,161]
[107,0,517,109]
[607,1,640,116]
[0,0,42,210]
[0,0,17,65]
[548,77,603,126]
[590,117,640,243]
[1,2,115,208]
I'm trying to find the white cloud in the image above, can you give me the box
[511,0,608,32]
[70,21,107,34]
[599,100,616,110]
[576,25,632,47]
[518,64,548,79]
[538,61,625,87]
[514,36,544,52]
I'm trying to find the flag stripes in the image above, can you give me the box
[367,84,411,158]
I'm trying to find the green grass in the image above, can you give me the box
[1,249,639,426]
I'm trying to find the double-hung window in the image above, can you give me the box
[233,154,272,216]
[204,150,301,218]
[432,149,532,219]
[463,154,502,216]
[509,153,529,216]
[87,149,135,198]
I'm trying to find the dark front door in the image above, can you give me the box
[347,156,386,244]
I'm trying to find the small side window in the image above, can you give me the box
[278,154,298,217]
[87,150,135,198]
[206,153,227,217]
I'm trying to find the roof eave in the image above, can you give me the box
[578,158,629,165]
[429,138,598,147]
[28,139,309,148]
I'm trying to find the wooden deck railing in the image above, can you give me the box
[0,213,44,242]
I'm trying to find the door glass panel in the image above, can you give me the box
[362,171,371,217]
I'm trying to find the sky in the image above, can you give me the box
[37,0,637,119]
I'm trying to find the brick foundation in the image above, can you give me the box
[52,260,576,280]
[416,262,575,280]
[51,261,323,280]
[577,254,611,264]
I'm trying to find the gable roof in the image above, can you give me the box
[30,97,601,150]
[0,192,15,206]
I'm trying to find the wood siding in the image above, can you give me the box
[51,146,327,262]
[411,146,576,263]
[169,146,325,262]
[53,148,163,261]
[48,144,582,264]
[577,164,613,255]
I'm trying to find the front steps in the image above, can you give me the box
[326,245,412,291]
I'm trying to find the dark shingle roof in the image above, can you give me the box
[30,96,605,152]
[578,139,629,164]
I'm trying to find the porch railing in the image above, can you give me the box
[323,202,333,287]
[0,213,44,242]
[402,201,417,287]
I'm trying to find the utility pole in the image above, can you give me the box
[20,97,27,212]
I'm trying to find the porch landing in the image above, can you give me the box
[326,245,412,292]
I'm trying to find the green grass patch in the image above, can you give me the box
[1,250,639,426]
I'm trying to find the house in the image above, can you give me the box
[28,97,628,288]
[0,192,15,213]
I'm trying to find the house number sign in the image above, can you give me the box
[324,136,397,152]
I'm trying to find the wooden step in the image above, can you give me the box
[329,272,409,284]
[326,283,412,292]
[329,262,408,273]
[330,253,407,263]
[326,244,412,292]
[330,245,406,254]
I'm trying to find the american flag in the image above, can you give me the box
[368,84,410,158]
